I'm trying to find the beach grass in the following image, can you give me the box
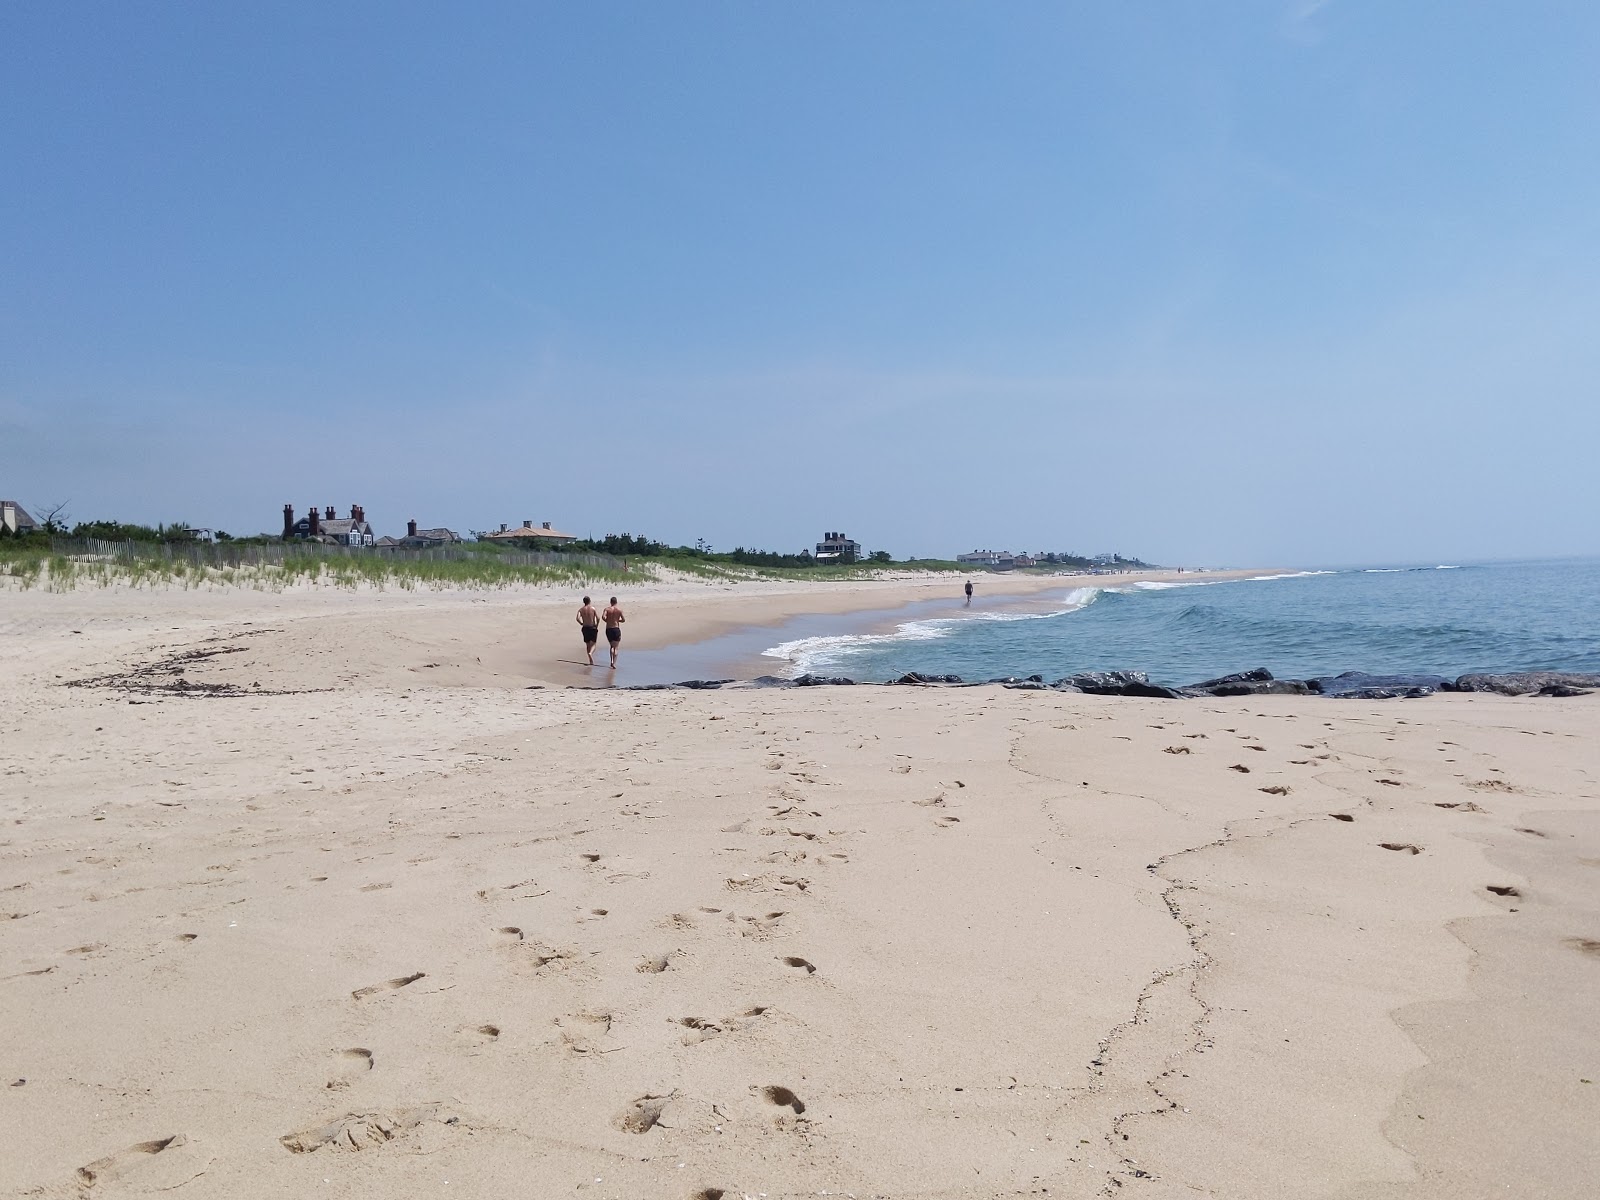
[0,544,649,592]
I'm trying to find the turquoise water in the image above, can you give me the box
[763,559,1600,685]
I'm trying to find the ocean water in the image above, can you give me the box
[763,559,1600,685]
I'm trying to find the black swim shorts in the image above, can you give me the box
[582,626,598,644]
[606,626,621,644]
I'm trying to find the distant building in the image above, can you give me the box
[815,531,861,562]
[1,500,38,535]
[282,504,375,547]
[957,550,1008,567]
[481,520,578,545]
[1012,554,1036,568]
[391,519,462,549]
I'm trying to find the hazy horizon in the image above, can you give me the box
[5,3,1597,567]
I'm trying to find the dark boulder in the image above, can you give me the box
[892,672,964,685]
[793,674,856,687]
[1308,671,1450,698]
[1051,671,1188,699]
[1003,680,1052,690]
[676,679,731,689]
[1188,668,1275,689]
[1202,679,1313,697]
[1452,671,1600,696]
[748,675,796,688]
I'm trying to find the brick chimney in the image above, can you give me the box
[542,522,552,530]
[407,519,417,538]
[324,505,336,522]
[524,519,533,531]
[283,504,294,538]
[308,505,320,537]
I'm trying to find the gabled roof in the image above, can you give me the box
[318,518,371,537]
[1,500,37,527]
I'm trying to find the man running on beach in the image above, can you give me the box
[577,596,600,665]
[602,597,626,669]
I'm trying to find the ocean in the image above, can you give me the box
[760,558,1600,686]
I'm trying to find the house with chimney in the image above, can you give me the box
[814,531,861,563]
[282,504,375,547]
[2,500,38,536]
[481,520,577,545]
[376,520,463,549]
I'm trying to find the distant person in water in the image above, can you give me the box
[964,579,974,605]
[577,595,600,665]
[602,596,626,669]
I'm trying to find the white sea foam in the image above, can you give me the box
[763,588,1102,676]
[1118,569,1333,593]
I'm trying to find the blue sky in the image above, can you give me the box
[3,2,1596,565]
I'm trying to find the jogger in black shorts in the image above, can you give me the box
[576,596,600,665]
[601,596,625,670]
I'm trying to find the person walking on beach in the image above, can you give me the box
[964,579,974,605]
[602,596,626,669]
[577,596,600,665]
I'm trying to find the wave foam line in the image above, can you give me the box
[763,589,1102,676]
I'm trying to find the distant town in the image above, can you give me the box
[1,499,1154,573]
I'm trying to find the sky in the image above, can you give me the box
[3,1,1597,567]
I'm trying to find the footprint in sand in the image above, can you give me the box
[780,956,817,974]
[279,1105,449,1153]
[1258,785,1291,796]
[1379,843,1424,855]
[496,926,524,941]
[1564,937,1600,957]
[1163,746,1192,755]
[935,815,961,827]
[613,1094,670,1133]
[759,1085,806,1115]
[1435,801,1486,813]
[1330,813,1355,822]
[464,1024,500,1044]
[351,973,425,1000]
[1486,885,1521,898]
[556,1012,612,1054]
[1228,764,1252,774]
[637,953,673,974]
[326,1048,373,1089]
[76,1136,187,1186]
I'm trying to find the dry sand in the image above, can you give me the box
[2,575,1597,1198]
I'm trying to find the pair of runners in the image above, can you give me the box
[576,596,625,668]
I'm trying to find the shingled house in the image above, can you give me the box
[1,500,38,536]
[282,504,375,547]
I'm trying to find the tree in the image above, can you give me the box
[36,500,71,533]
[868,550,892,563]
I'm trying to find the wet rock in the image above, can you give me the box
[1308,671,1450,698]
[892,672,964,685]
[676,679,731,689]
[1452,671,1600,696]
[1200,679,1313,697]
[792,674,856,687]
[1002,680,1052,690]
[747,675,797,688]
[1051,670,1188,699]
[1189,668,1275,689]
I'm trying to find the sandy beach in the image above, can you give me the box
[2,573,1596,1198]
